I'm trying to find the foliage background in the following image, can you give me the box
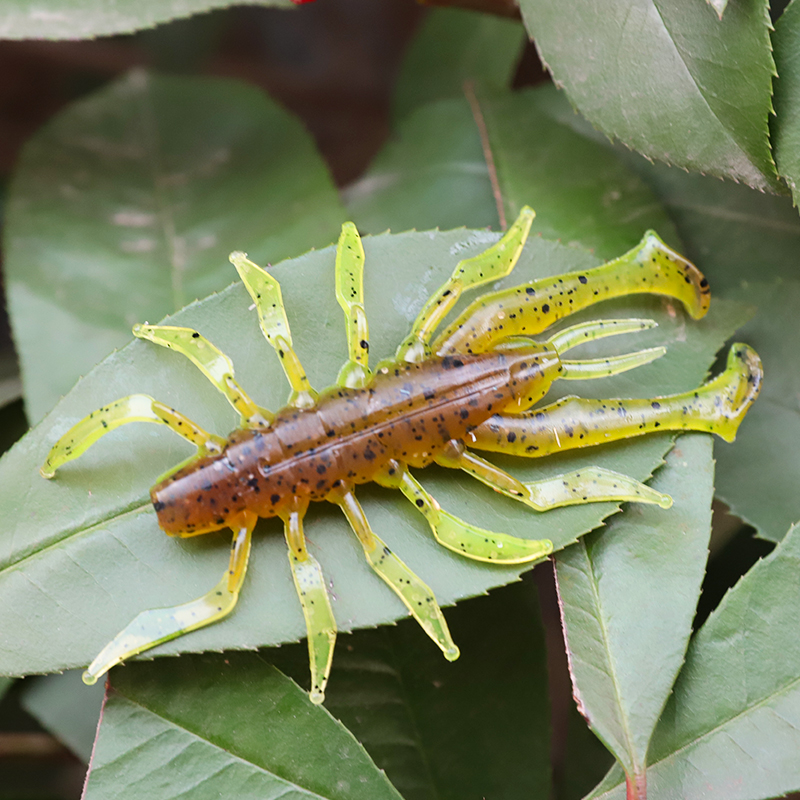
[0,1,797,799]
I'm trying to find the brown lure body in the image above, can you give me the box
[153,346,560,536]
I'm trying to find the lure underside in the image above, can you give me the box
[41,207,762,704]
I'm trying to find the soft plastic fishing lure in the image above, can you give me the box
[41,207,762,703]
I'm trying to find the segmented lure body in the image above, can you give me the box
[154,347,560,535]
[42,207,762,703]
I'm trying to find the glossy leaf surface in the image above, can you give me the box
[5,71,345,421]
[590,523,800,799]
[349,88,679,258]
[83,653,400,800]
[556,433,713,784]
[519,0,780,191]
[0,230,746,678]
[0,0,291,39]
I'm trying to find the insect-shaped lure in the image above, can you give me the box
[42,207,762,703]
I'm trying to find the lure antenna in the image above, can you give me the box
[548,318,665,380]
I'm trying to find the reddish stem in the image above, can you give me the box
[626,770,647,800]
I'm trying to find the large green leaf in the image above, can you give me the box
[556,434,713,792]
[392,6,524,120]
[270,579,551,800]
[83,652,400,800]
[773,0,800,202]
[0,230,747,678]
[519,0,780,191]
[5,71,346,422]
[348,88,679,256]
[589,523,800,800]
[0,0,291,39]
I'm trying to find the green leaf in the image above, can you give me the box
[625,162,800,289]
[0,231,747,678]
[393,6,524,120]
[345,98,499,234]
[270,579,551,800]
[556,434,714,787]
[83,652,400,800]
[0,0,292,39]
[4,71,346,422]
[772,0,800,201]
[476,88,681,259]
[531,84,800,289]
[714,280,800,542]
[349,86,680,257]
[20,671,104,762]
[589,522,800,800]
[518,0,780,191]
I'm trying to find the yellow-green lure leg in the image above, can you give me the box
[281,501,337,705]
[133,325,272,428]
[40,394,226,478]
[559,348,666,380]
[547,318,656,352]
[333,488,459,661]
[395,206,536,363]
[434,230,711,356]
[376,464,553,564]
[334,222,372,389]
[546,318,665,380]
[229,251,318,409]
[442,447,672,511]
[82,512,256,686]
[471,344,763,458]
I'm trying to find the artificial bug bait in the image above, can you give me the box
[41,207,762,704]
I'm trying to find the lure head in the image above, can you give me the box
[150,428,287,536]
[150,453,242,537]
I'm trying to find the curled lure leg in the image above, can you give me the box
[82,511,257,685]
[435,444,672,511]
[133,324,272,427]
[434,230,710,356]
[395,206,537,363]
[470,344,763,458]
[334,222,372,389]
[40,394,226,479]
